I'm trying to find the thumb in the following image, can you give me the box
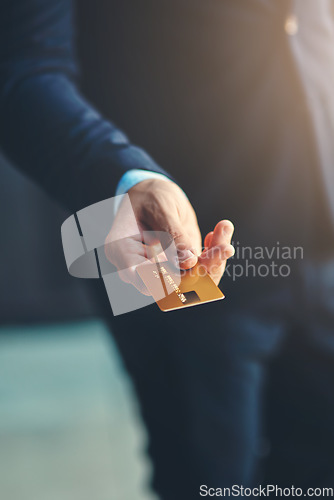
[172,232,198,269]
[147,214,198,269]
[155,223,198,270]
[135,183,200,269]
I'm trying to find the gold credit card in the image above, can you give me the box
[136,261,224,312]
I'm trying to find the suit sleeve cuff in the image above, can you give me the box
[116,169,173,197]
[115,169,180,213]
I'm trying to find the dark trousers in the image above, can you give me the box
[93,258,334,499]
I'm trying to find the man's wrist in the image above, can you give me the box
[116,169,173,197]
[115,169,182,213]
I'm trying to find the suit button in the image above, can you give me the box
[284,14,299,35]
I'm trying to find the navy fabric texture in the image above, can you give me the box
[0,0,168,212]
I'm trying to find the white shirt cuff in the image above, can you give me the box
[115,169,174,213]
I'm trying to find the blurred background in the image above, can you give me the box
[0,152,157,500]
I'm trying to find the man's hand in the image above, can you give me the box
[105,178,234,295]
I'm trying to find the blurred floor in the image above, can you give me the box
[0,320,158,500]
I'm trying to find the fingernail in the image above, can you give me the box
[179,249,195,262]
[224,222,234,236]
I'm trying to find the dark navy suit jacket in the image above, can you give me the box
[1,0,334,256]
[0,0,168,214]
